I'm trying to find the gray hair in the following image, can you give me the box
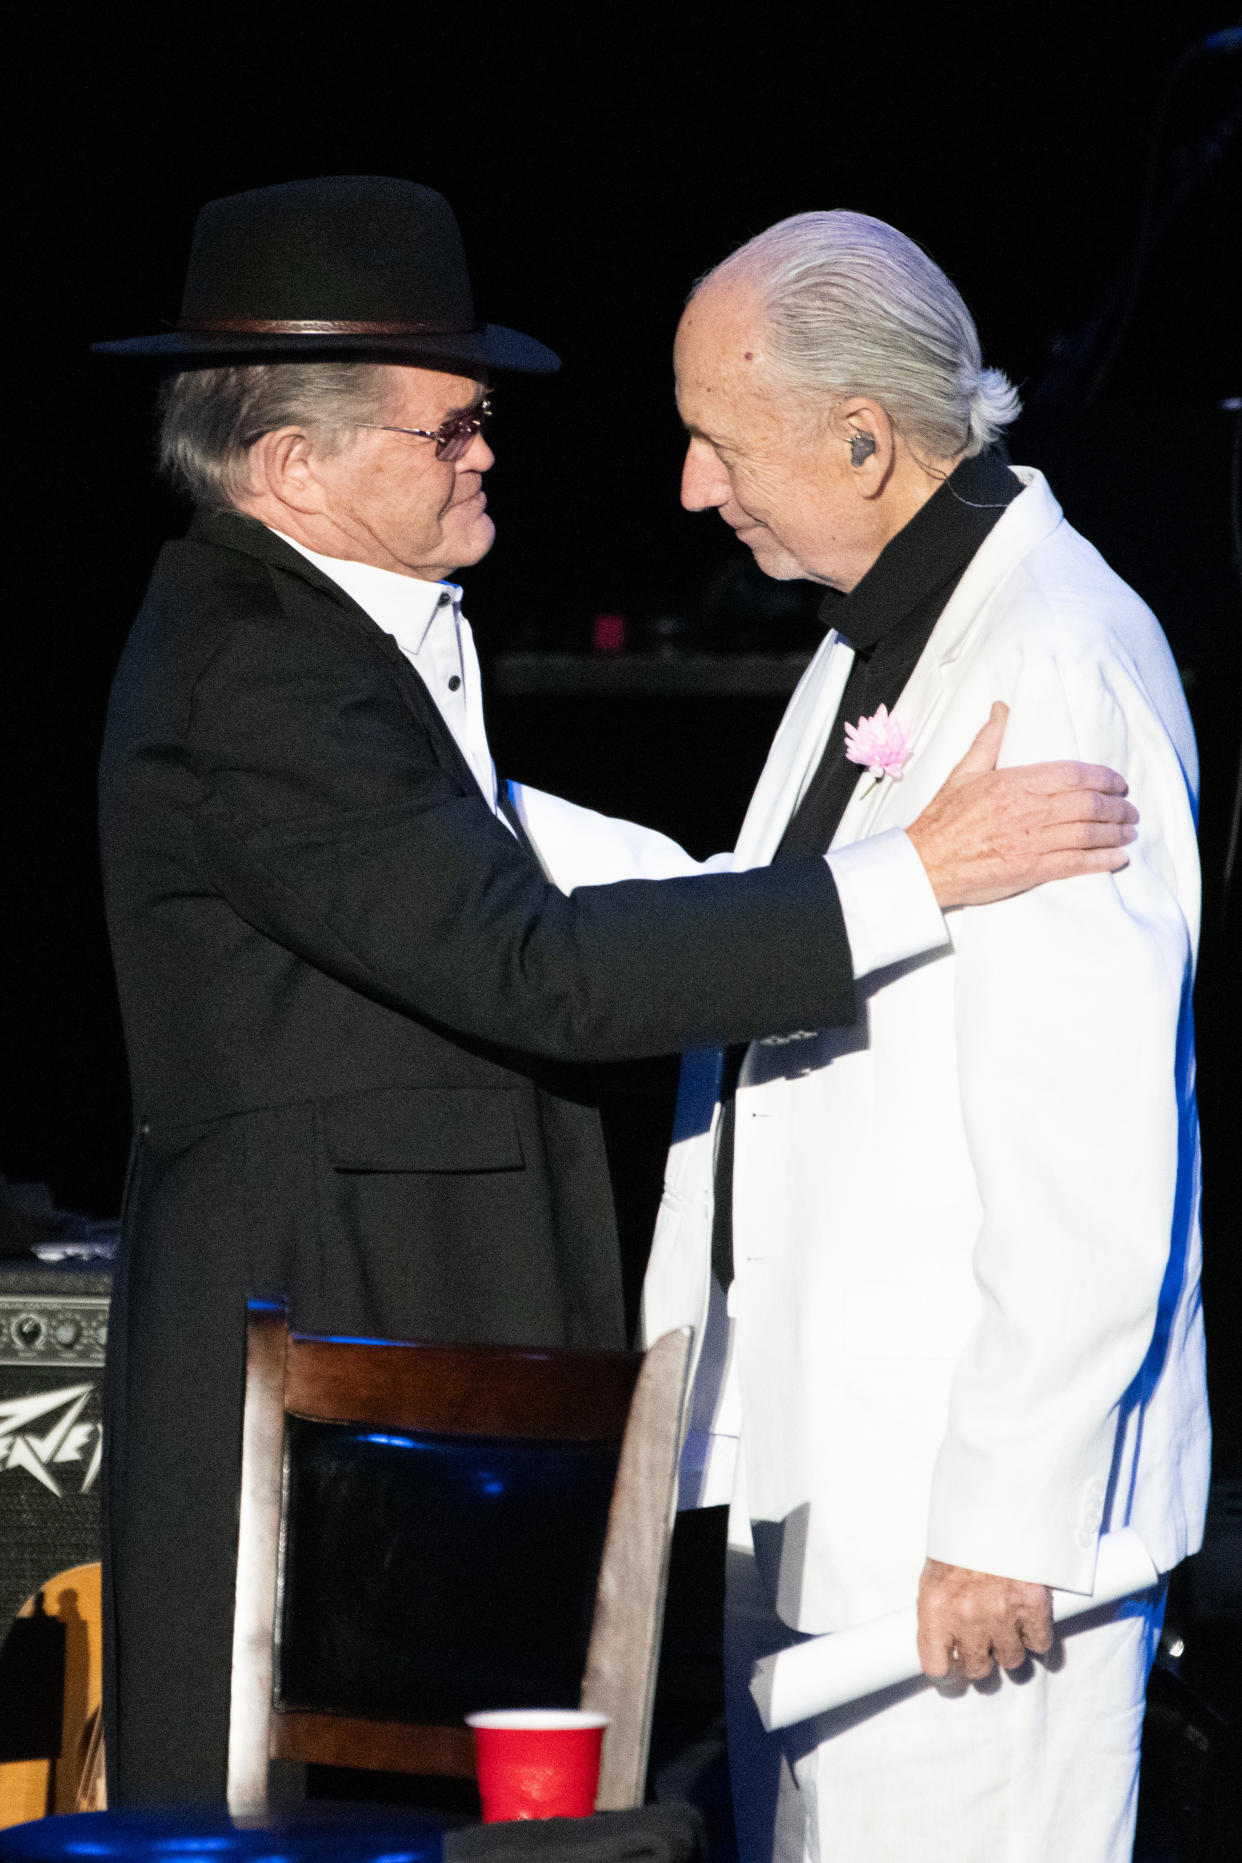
[157,360,395,507]
[700,211,1020,460]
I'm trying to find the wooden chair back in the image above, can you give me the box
[227,1308,692,1817]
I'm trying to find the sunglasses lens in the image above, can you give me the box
[435,424,467,462]
[436,403,490,462]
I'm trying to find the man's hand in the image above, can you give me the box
[917,1558,1054,1681]
[907,702,1138,909]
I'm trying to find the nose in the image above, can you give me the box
[459,429,494,473]
[681,438,728,512]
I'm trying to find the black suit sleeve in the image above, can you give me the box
[188,608,856,1063]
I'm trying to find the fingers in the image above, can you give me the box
[960,1640,999,1682]
[990,1624,1030,1673]
[932,1630,1004,1682]
[927,1622,1044,1681]
[1028,845,1134,884]
[1087,795,1139,827]
[983,771,1138,829]
[1015,1603,1054,1659]
[1012,760,1130,797]
[1073,820,1139,849]
[925,1625,992,1682]
[917,1584,989,1680]
[944,719,1130,806]
[960,842,1133,905]
[953,701,1010,777]
[1093,820,1138,846]
[917,1623,957,1680]
[918,1564,1055,1682]
[1057,761,1131,797]
[993,782,1139,852]
[1021,784,1138,826]
[996,1593,1054,1671]
[923,1627,1041,1681]
[1023,808,1137,845]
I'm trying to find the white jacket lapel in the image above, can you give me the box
[830,634,956,847]
[732,631,855,869]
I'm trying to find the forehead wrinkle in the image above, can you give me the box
[677,366,791,456]
[681,412,749,452]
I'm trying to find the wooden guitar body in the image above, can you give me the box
[0,1563,105,1828]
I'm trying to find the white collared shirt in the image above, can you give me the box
[271,529,501,817]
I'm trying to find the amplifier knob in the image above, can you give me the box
[14,1314,45,1349]
[53,1318,82,1347]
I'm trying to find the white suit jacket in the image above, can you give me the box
[641,468,1210,1633]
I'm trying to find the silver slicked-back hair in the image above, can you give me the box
[157,361,395,508]
[699,211,1020,460]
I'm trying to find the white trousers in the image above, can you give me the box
[725,1508,1164,1863]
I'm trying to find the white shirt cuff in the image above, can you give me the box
[825,829,948,979]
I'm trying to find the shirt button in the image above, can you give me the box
[447,675,462,691]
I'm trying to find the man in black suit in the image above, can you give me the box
[94,177,1138,1803]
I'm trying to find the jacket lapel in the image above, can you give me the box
[188,510,486,802]
[732,631,856,869]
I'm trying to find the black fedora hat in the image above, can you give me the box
[92,175,559,373]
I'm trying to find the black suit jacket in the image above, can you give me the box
[98,511,856,1802]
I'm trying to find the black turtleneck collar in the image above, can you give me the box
[818,446,1022,656]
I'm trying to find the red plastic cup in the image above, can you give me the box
[466,1708,609,1821]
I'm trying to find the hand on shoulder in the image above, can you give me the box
[907,702,1138,909]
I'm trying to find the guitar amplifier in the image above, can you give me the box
[0,1263,111,1634]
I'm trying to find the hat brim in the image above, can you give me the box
[90,321,560,374]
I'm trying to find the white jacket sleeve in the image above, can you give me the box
[508,781,729,888]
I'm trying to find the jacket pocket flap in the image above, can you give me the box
[324,1087,524,1173]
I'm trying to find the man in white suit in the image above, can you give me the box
[641,213,1210,1862]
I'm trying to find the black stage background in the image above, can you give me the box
[4,5,1240,1459]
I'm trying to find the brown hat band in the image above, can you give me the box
[176,317,476,336]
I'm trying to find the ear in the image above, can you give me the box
[838,401,893,499]
[243,426,326,516]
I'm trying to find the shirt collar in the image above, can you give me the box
[818,448,1021,654]
[268,528,462,656]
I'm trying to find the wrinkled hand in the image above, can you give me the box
[917,1558,1054,1681]
[907,702,1138,909]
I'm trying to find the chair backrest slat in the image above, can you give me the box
[270,1710,475,1779]
[284,1336,641,1439]
[581,1328,693,1810]
[227,1308,291,1817]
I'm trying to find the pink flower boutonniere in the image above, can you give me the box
[843,705,910,781]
